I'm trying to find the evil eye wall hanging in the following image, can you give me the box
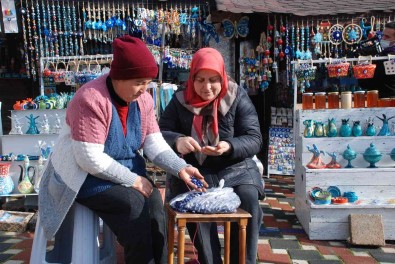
[342,23,362,45]
[329,24,344,45]
[222,16,249,39]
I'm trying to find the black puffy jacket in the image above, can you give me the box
[159,82,264,195]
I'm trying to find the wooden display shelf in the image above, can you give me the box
[294,108,395,240]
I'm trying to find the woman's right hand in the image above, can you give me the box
[132,176,153,198]
[176,136,202,155]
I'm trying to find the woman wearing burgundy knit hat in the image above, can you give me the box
[36,36,207,264]
[159,48,264,264]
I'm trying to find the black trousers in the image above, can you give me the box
[76,184,167,264]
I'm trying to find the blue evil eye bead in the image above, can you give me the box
[105,19,114,28]
[97,20,103,29]
[85,20,92,29]
[191,176,204,188]
[284,46,291,55]
[116,18,123,27]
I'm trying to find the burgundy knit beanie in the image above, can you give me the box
[110,36,158,80]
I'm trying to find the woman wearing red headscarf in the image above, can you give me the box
[159,48,264,264]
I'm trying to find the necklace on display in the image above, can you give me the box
[72,1,79,56]
[20,3,30,78]
[56,0,64,56]
[51,0,59,56]
[26,0,36,80]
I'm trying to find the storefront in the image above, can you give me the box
[0,0,395,240]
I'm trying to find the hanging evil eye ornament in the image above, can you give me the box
[295,62,317,93]
[329,24,344,45]
[343,23,362,45]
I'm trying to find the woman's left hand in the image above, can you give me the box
[201,141,231,156]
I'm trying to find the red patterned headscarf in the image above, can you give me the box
[184,48,228,151]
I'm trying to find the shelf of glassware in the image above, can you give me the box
[294,108,395,240]
[1,109,66,156]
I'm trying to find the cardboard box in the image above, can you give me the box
[0,210,34,233]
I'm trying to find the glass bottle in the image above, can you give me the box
[327,92,339,109]
[353,91,366,108]
[302,93,314,110]
[366,90,379,107]
[341,91,352,109]
[315,92,326,109]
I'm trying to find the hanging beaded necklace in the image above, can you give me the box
[305,21,312,59]
[56,0,64,56]
[46,0,54,57]
[50,0,59,56]
[26,0,36,79]
[77,4,84,55]
[41,0,49,57]
[35,1,44,58]
[285,17,290,86]
[72,1,79,56]
[20,4,30,78]
[30,1,40,64]
[295,21,302,59]
[291,22,295,60]
[66,1,74,56]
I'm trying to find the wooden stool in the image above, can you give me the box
[166,204,251,264]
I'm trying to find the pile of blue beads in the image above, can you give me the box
[191,176,204,188]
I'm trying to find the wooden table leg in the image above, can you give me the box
[238,218,248,264]
[167,213,175,264]
[224,221,231,264]
[177,219,187,264]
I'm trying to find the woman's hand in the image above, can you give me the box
[176,136,202,155]
[201,141,231,156]
[132,176,154,198]
[178,166,208,192]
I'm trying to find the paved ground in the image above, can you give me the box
[0,175,394,264]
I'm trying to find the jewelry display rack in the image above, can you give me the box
[291,56,395,240]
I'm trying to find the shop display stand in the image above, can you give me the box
[294,108,395,240]
[0,109,66,197]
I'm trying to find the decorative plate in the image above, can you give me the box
[327,186,341,198]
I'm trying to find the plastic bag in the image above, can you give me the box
[170,180,241,214]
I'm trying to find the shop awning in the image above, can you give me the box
[215,0,395,16]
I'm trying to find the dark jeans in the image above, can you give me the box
[76,184,167,264]
[170,178,263,264]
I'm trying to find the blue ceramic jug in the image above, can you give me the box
[340,119,352,137]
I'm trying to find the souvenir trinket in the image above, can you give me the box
[342,144,357,168]
[352,121,362,137]
[303,119,315,138]
[363,143,382,168]
[314,121,325,137]
[326,118,338,137]
[365,118,376,136]
[390,148,395,163]
[18,156,35,194]
[306,144,326,169]
[0,163,14,195]
[25,114,40,134]
[326,152,341,169]
[339,119,352,137]
[343,192,358,203]
[376,114,395,136]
